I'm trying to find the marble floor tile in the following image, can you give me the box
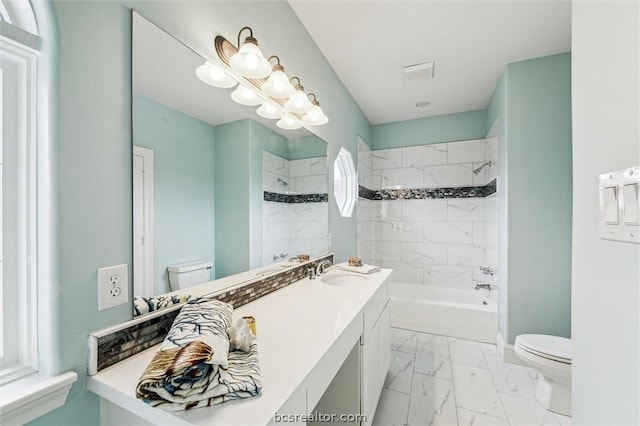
[407,373,457,426]
[415,340,452,380]
[372,388,410,426]
[418,332,449,346]
[479,342,499,356]
[499,393,561,426]
[449,338,488,369]
[485,354,537,400]
[451,362,507,419]
[457,408,509,426]
[392,328,419,354]
[385,350,416,394]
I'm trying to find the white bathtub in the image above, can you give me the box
[390,282,497,344]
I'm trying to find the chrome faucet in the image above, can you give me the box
[475,283,493,291]
[307,267,317,280]
[315,260,332,276]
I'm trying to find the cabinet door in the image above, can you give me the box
[378,302,391,387]
[361,322,380,425]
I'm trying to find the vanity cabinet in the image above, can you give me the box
[361,281,391,425]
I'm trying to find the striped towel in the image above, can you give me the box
[136,297,262,411]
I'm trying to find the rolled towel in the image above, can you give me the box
[136,298,262,411]
[335,262,380,274]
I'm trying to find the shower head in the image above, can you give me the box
[276,177,289,187]
[473,161,492,176]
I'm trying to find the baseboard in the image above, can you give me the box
[497,332,526,366]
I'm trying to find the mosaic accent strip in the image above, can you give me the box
[263,191,328,203]
[358,179,497,200]
[91,253,334,373]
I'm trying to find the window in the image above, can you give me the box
[0,2,77,424]
[0,9,39,386]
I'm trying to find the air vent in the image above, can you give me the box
[403,61,434,83]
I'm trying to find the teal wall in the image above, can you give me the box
[133,95,215,295]
[487,53,572,344]
[288,134,328,160]
[214,120,252,279]
[371,110,487,149]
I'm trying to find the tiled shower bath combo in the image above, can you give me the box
[357,137,500,342]
[262,151,330,266]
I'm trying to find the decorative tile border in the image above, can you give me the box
[89,253,334,374]
[358,178,497,200]
[263,191,328,203]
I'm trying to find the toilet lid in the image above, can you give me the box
[516,334,571,363]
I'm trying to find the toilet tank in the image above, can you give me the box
[167,260,213,290]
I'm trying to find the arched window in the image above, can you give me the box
[0,1,77,424]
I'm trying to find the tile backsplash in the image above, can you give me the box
[89,253,334,374]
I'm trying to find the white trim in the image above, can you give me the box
[0,0,38,36]
[497,332,527,366]
[0,32,38,378]
[133,146,154,297]
[0,371,77,425]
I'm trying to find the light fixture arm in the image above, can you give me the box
[307,93,320,105]
[289,76,303,90]
[268,55,284,71]
[237,26,256,48]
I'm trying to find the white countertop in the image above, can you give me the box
[88,267,392,426]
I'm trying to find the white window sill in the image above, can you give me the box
[0,370,77,425]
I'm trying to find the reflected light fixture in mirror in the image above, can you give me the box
[230,85,263,106]
[256,102,281,119]
[195,62,237,88]
[276,115,302,130]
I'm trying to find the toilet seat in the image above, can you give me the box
[515,334,571,364]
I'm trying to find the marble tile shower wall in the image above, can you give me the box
[262,152,329,266]
[357,139,499,293]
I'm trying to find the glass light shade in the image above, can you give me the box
[276,116,302,130]
[284,89,313,114]
[195,62,237,88]
[302,104,329,126]
[256,102,282,119]
[230,85,263,106]
[229,42,271,79]
[261,69,295,98]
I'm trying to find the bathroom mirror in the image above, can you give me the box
[132,13,328,306]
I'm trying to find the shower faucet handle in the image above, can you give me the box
[479,266,495,276]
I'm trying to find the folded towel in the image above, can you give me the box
[136,298,262,411]
[335,262,380,274]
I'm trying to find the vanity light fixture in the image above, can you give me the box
[195,61,237,88]
[284,77,313,114]
[197,26,329,129]
[228,27,272,79]
[261,56,296,98]
[302,93,329,126]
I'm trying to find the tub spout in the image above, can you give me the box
[475,284,493,291]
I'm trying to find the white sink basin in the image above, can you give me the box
[320,272,369,286]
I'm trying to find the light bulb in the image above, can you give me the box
[242,88,256,100]
[208,66,226,80]
[308,110,320,122]
[273,80,285,93]
[265,104,277,113]
[244,53,259,70]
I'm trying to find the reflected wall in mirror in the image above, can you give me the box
[132,12,328,303]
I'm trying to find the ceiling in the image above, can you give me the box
[288,0,571,125]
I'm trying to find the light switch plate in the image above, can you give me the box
[599,166,640,244]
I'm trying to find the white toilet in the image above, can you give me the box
[167,260,213,291]
[514,334,572,416]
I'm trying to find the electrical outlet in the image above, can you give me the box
[98,264,129,311]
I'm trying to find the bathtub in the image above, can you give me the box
[390,282,497,344]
